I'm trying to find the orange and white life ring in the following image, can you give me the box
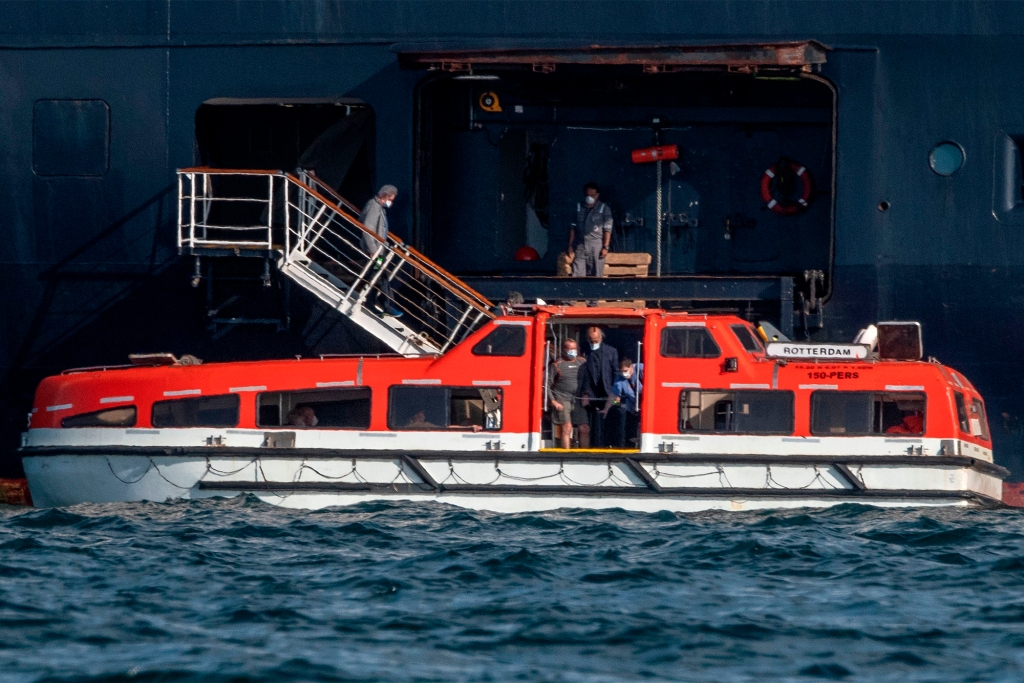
[760,159,814,216]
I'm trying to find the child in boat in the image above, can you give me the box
[602,358,643,448]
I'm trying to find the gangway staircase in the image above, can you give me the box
[177,168,495,356]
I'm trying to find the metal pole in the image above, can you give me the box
[189,174,197,245]
[267,175,274,249]
[655,159,663,277]
[176,173,183,250]
[284,177,290,260]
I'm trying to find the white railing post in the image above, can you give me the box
[176,172,183,249]
[189,172,197,246]
[201,173,210,240]
[266,174,274,250]
[283,176,291,260]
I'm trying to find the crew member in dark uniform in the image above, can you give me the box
[578,325,619,448]
[548,339,588,449]
[567,182,613,277]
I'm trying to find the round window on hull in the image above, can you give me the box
[929,141,965,176]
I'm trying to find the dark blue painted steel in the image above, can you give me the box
[1,1,1023,478]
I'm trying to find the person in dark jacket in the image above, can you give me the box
[359,185,402,317]
[577,325,619,448]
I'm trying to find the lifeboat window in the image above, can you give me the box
[954,392,971,433]
[151,394,239,428]
[388,386,503,431]
[810,392,925,436]
[679,390,793,434]
[730,324,763,353]
[257,388,371,429]
[61,406,137,428]
[472,325,527,356]
[969,398,990,441]
[661,327,721,358]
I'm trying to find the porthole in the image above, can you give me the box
[929,141,965,176]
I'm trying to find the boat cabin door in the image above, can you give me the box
[543,316,645,451]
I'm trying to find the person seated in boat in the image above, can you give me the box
[405,410,438,430]
[286,406,318,428]
[549,339,588,449]
[578,326,619,448]
[601,358,643,448]
[453,419,484,433]
[886,410,924,435]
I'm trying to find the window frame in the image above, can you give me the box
[730,324,764,353]
[151,394,240,429]
[471,324,528,357]
[660,325,722,359]
[969,397,990,441]
[954,391,971,433]
[678,389,794,435]
[256,387,372,430]
[61,405,137,428]
[809,390,927,437]
[388,385,504,431]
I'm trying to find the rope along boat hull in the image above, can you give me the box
[22,448,1006,512]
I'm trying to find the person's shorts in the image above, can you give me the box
[551,394,574,425]
[571,402,589,425]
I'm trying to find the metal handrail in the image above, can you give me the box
[282,174,494,317]
[177,168,496,352]
[296,172,494,313]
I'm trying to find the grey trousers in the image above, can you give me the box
[571,238,605,277]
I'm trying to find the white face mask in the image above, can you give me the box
[564,349,577,359]
[590,342,601,350]
[384,199,393,208]
[621,371,632,379]
[585,196,596,206]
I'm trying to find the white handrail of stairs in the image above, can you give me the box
[177,167,496,356]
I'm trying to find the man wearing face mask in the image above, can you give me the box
[567,182,613,277]
[577,325,619,448]
[548,339,589,449]
[359,184,402,317]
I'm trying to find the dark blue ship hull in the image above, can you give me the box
[3,1,1024,478]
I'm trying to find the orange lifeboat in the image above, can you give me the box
[19,307,1005,512]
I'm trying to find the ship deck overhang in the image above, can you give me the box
[396,41,829,71]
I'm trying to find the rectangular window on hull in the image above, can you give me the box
[661,327,721,358]
[472,325,527,356]
[679,390,793,434]
[970,398,990,441]
[152,395,239,428]
[730,324,763,353]
[810,392,925,436]
[61,406,137,428]
[257,388,371,429]
[954,392,971,433]
[388,386,503,431]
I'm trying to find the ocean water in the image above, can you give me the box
[1,499,1023,683]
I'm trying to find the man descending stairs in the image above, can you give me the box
[177,168,494,357]
[358,184,403,319]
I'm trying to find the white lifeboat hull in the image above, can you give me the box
[22,448,1005,513]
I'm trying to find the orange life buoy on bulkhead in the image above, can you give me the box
[760,158,814,216]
